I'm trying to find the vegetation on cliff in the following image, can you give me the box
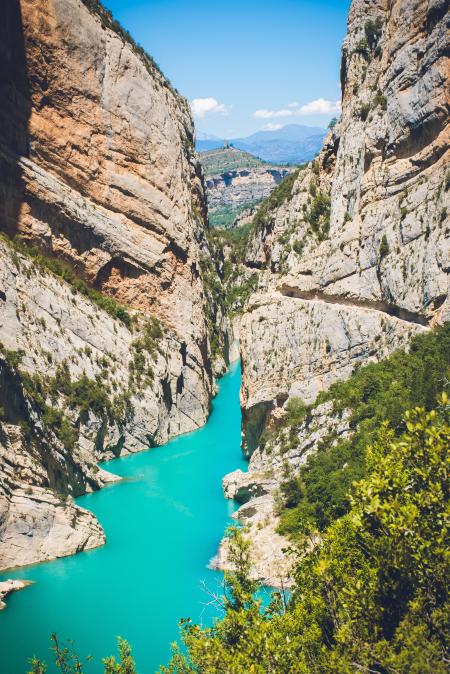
[276,323,450,536]
[159,400,449,674]
[3,234,133,327]
[200,147,265,178]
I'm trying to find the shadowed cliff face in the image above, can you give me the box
[0,0,31,237]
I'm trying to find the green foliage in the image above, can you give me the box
[354,38,369,58]
[0,343,24,370]
[207,221,254,262]
[66,375,112,418]
[304,189,330,241]
[28,362,450,674]
[358,102,371,121]
[10,237,132,327]
[208,203,258,229]
[328,117,338,129]
[160,401,450,673]
[1,346,134,451]
[285,396,307,425]
[200,147,265,177]
[224,272,259,317]
[374,92,387,110]
[278,324,450,536]
[252,169,300,233]
[29,635,137,674]
[379,232,389,258]
[103,639,138,674]
[199,253,227,358]
[365,17,383,50]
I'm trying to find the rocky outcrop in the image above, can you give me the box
[0,579,31,609]
[206,165,294,226]
[219,0,449,583]
[0,0,223,570]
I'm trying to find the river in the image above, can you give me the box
[0,361,246,673]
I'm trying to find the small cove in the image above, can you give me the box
[0,361,246,673]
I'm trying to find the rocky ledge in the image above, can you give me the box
[0,579,32,609]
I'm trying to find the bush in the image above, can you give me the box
[252,169,301,233]
[374,92,387,110]
[359,102,371,121]
[379,233,389,259]
[158,400,449,674]
[277,323,450,535]
[285,397,307,425]
[304,190,330,241]
[365,17,383,50]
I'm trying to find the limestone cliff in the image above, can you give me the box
[206,165,294,227]
[0,0,222,569]
[221,0,449,584]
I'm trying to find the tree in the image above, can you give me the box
[160,398,450,673]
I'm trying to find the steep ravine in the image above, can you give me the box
[217,0,449,584]
[0,0,229,571]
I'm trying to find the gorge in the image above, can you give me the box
[0,362,245,674]
[0,0,449,672]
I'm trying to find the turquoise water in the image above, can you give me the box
[0,362,246,673]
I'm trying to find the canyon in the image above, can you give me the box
[0,0,228,571]
[0,0,448,616]
[202,146,295,227]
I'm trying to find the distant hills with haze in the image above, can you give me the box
[196,124,327,164]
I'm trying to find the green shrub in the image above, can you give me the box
[285,396,307,426]
[252,169,301,233]
[365,17,383,50]
[359,102,371,121]
[373,92,387,110]
[379,233,389,259]
[304,190,331,241]
[156,400,449,674]
[277,324,450,536]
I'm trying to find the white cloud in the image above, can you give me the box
[253,108,293,119]
[297,98,341,115]
[190,98,229,119]
[262,123,283,131]
[253,98,341,119]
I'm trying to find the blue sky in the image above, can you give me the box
[103,0,350,137]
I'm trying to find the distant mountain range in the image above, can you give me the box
[196,124,327,164]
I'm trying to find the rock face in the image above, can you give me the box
[220,0,449,582]
[0,579,31,609]
[0,0,222,569]
[206,165,294,226]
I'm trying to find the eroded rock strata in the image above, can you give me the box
[220,0,449,584]
[206,166,294,223]
[0,0,225,569]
